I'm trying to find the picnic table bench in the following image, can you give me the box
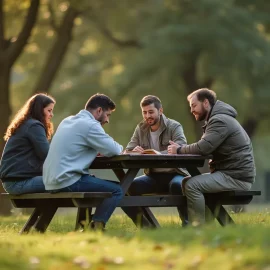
[1,154,261,233]
[1,190,261,233]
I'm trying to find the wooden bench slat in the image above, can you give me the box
[1,192,112,199]
[1,190,261,200]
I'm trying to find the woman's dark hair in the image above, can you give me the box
[187,88,217,107]
[140,95,162,110]
[4,93,55,141]
[85,93,116,111]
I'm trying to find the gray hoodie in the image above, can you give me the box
[179,100,256,183]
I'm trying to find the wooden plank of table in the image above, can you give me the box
[90,154,209,169]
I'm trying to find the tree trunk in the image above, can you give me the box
[33,7,79,94]
[0,64,12,215]
[242,117,259,139]
[182,57,213,141]
[0,0,39,215]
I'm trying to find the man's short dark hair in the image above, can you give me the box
[140,95,162,110]
[187,88,217,107]
[85,93,116,111]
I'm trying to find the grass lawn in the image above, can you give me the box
[0,210,270,270]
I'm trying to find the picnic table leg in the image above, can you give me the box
[113,168,140,194]
[33,206,58,233]
[186,166,201,177]
[207,203,235,226]
[142,208,160,228]
[19,208,41,234]
[75,208,92,230]
[113,168,161,228]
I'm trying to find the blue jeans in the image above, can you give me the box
[121,173,188,227]
[2,176,45,195]
[53,175,123,224]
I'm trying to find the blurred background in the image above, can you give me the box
[0,0,269,215]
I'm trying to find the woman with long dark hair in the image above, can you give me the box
[0,93,55,194]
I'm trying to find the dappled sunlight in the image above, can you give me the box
[59,2,68,12]
[79,39,99,55]
[120,97,132,111]
[25,43,39,54]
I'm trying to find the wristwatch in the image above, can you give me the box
[176,146,182,154]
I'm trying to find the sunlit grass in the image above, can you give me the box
[0,211,270,269]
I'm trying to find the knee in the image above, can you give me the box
[184,178,198,195]
[169,180,183,195]
[113,184,123,198]
[128,181,144,195]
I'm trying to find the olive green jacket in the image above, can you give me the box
[126,114,189,176]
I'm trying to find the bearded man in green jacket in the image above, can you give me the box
[168,88,256,225]
[122,95,190,227]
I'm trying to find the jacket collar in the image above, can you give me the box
[202,101,216,131]
[79,109,95,120]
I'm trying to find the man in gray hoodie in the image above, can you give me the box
[168,88,256,225]
[43,94,123,230]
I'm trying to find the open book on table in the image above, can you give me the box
[125,149,161,155]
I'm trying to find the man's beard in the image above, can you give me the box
[146,117,159,126]
[196,107,208,121]
[97,114,107,126]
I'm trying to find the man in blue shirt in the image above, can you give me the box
[43,94,123,230]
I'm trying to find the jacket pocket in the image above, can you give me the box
[161,134,170,146]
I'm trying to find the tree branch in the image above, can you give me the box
[85,11,142,48]
[47,0,59,32]
[7,0,40,65]
[0,0,5,51]
[32,6,79,94]
[182,53,214,140]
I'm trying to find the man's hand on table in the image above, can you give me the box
[167,140,182,154]
[123,146,144,154]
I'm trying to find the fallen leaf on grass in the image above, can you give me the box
[101,256,124,265]
[189,255,203,268]
[73,256,91,269]
[234,254,243,261]
[164,262,175,269]
[29,257,40,265]
[153,244,164,251]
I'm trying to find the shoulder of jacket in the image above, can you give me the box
[26,118,43,126]
[24,119,45,130]
[166,118,181,128]
[137,121,146,130]
[209,114,229,123]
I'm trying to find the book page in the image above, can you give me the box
[124,149,161,155]
[142,149,161,155]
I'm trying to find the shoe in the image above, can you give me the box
[90,221,105,231]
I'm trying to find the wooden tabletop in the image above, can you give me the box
[90,154,210,169]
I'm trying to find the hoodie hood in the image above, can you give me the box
[210,100,237,119]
